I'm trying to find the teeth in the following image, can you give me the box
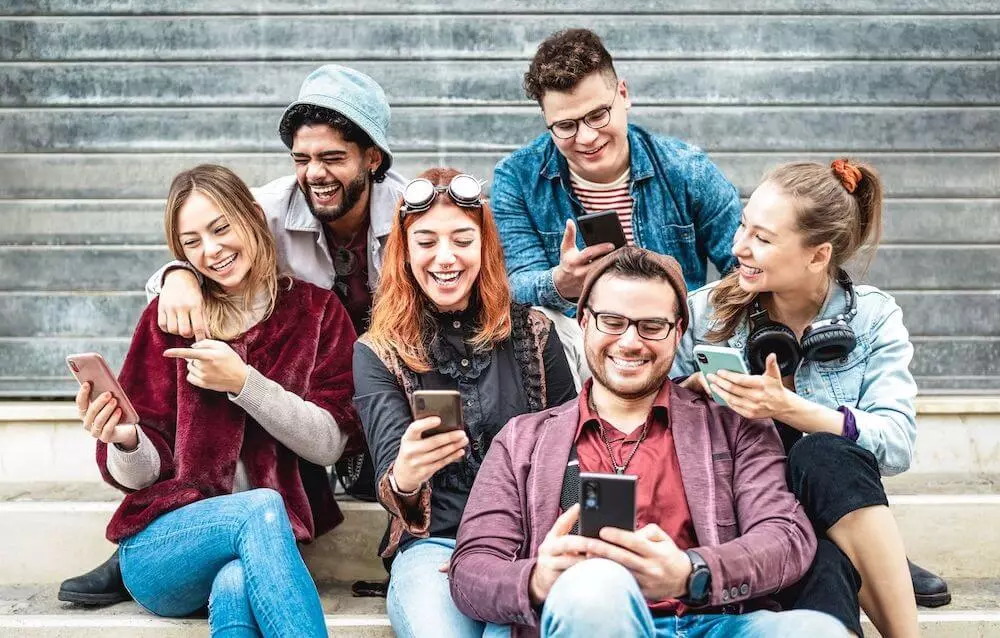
[610,357,646,369]
[431,271,461,283]
[311,184,339,196]
[210,254,236,271]
[740,264,762,275]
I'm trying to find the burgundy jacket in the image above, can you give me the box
[97,279,362,543]
[449,382,816,637]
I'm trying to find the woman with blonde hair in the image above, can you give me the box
[354,167,577,638]
[75,164,361,636]
[673,159,938,637]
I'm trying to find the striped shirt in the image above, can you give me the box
[569,168,635,245]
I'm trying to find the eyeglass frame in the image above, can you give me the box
[585,305,678,341]
[398,174,486,224]
[545,91,619,140]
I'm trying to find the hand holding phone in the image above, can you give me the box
[411,390,465,438]
[392,390,469,494]
[692,345,751,407]
[67,353,140,447]
[575,210,628,250]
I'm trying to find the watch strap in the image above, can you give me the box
[388,468,422,497]
[680,549,712,606]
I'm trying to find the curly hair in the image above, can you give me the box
[278,104,388,182]
[523,28,617,103]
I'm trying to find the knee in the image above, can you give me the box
[787,433,878,492]
[243,488,288,525]
[543,559,641,626]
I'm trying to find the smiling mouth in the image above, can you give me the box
[310,183,341,199]
[210,254,237,272]
[739,263,763,276]
[430,271,462,285]
[580,142,607,156]
[609,355,649,370]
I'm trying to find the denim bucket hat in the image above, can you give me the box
[279,65,393,172]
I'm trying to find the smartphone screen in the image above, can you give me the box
[411,390,464,438]
[579,472,636,538]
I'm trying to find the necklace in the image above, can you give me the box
[589,394,650,474]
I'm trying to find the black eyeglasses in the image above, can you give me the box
[546,92,618,140]
[586,306,677,341]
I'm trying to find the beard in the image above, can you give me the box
[300,169,370,223]
[584,341,672,401]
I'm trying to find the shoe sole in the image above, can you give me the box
[57,589,130,606]
[915,591,952,608]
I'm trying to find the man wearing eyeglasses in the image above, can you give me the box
[449,248,847,638]
[492,28,741,314]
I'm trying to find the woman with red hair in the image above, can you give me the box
[354,167,576,638]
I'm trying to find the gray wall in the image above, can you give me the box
[1,1,998,396]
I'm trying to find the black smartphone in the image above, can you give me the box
[579,472,637,538]
[575,210,628,249]
[411,390,464,438]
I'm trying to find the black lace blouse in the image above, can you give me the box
[353,303,577,553]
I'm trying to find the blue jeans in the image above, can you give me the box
[388,537,509,638]
[541,559,849,638]
[118,489,327,638]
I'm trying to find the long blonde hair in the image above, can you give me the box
[164,164,279,341]
[706,159,884,343]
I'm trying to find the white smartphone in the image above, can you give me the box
[692,344,750,407]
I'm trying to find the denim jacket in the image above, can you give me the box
[491,124,741,315]
[671,280,918,477]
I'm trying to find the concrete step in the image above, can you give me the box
[2,480,998,586]
[1,579,998,637]
[6,61,999,108]
[5,107,997,154]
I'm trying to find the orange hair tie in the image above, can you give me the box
[831,158,862,194]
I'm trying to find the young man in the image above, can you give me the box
[58,64,405,606]
[448,248,848,638]
[492,29,741,314]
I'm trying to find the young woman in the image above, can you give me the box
[77,164,361,637]
[353,168,577,638]
[672,159,928,637]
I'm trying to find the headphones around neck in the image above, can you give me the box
[745,269,858,376]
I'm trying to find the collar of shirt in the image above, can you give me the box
[574,378,671,443]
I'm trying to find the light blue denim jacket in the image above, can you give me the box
[491,124,741,315]
[671,280,918,477]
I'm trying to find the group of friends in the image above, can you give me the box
[60,28,950,638]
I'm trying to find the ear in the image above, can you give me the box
[619,78,632,110]
[365,147,383,175]
[808,242,833,274]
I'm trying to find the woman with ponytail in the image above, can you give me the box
[672,159,943,637]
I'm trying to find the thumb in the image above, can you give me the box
[550,503,580,537]
[765,353,782,379]
[560,219,577,256]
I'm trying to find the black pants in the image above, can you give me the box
[774,430,889,636]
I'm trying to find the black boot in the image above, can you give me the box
[909,559,951,607]
[58,550,130,606]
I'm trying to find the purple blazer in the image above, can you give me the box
[448,381,816,637]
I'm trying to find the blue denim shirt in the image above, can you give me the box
[671,280,918,477]
[492,124,741,315]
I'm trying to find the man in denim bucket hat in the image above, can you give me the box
[59,65,406,607]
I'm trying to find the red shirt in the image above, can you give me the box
[576,380,697,615]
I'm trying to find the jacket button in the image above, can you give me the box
[461,358,470,367]
[729,586,739,598]
[740,584,749,595]
[722,589,729,601]
[453,320,461,329]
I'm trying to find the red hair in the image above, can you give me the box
[364,168,512,372]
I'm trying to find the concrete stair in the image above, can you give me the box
[3,398,1000,636]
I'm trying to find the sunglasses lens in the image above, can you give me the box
[403,178,435,210]
[449,174,482,205]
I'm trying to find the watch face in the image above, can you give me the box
[690,569,711,601]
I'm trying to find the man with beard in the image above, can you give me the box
[58,65,405,606]
[448,248,848,638]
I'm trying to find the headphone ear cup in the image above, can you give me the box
[746,322,801,376]
[801,324,856,363]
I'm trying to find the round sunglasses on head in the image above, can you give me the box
[399,174,484,220]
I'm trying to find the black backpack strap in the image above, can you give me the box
[559,444,580,535]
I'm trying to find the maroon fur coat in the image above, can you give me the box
[97,279,362,543]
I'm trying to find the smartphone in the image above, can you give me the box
[575,210,628,249]
[66,352,140,424]
[579,472,636,538]
[692,344,751,408]
[411,390,464,439]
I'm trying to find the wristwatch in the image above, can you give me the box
[679,549,712,606]
[387,468,423,497]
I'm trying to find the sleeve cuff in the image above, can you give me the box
[162,260,203,287]
[837,405,860,442]
[106,425,161,490]
[539,267,576,313]
[228,365,265,407]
